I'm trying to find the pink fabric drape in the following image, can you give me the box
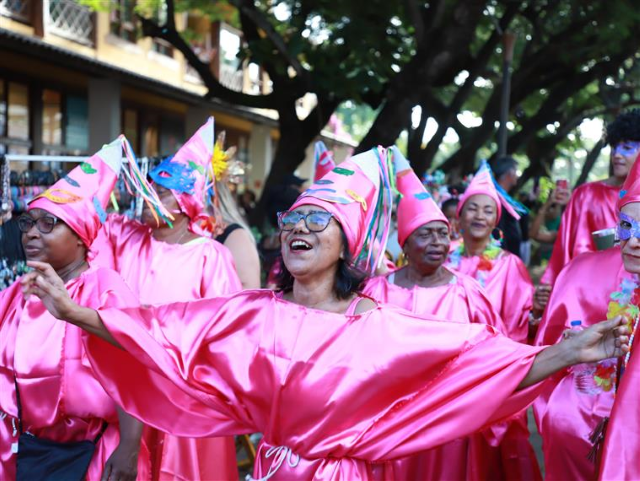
[91,213,242,481]
[0,268,150,480]
[364,271,539,480]
[533,247,624,481]
[82,290,548,480]
[541,181,620,286]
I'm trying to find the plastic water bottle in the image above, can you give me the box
[569,320,598,394]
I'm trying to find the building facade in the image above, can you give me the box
[0,0,354,194]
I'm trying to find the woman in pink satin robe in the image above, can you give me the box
[444,161,542,480]
[91,119,242,481]
[541,110,640,286]
[23,147,629,481]
[364,148,507,480]
[533,247,624,481]
[0,140,149,480]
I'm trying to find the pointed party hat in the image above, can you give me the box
[617,151,640,210]
[457,160,526,221]
[29,138,124,247]
[149,117,214,234]
[291,146,395,274]
[313,141,336,182]
[390,146,449,247]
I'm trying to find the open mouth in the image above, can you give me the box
[290,239,313,251]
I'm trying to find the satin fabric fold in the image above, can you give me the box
[541,181,620,286]
[0,267,150,480]
[83,290,548,480]
[446,250,533,344]
[90,213,242,481]
[364,271,537,480]
[599,329,640,480]
[533,247,624,481]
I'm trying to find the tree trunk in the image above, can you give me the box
[575,139,605,187]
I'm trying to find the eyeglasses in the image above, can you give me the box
[18,215,59,234]
[277,211,334,232]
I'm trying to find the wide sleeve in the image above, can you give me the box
[347,322,546,461]
[84,293,260,438]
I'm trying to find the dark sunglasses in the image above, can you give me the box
[277,211,334,232]
[18,215,59,234]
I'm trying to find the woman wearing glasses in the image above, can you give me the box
[0,140,150,480]
[22,147,630,480]
[90,119,241,481]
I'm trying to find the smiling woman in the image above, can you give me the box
[17,147,632,481]
[0,139,150,481]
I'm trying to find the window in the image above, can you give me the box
[42,89,63,146]
[151,38,174,57]
[65,95,88,152]
[0,80,30,155]
[143,114,159,157]
[110,0,137,43]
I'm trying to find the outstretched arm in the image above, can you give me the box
[21,261,121,347]
[518,316,629,389]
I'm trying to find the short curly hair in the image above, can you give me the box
[606,108,640,147]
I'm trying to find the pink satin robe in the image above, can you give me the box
[445,249,533,344]
[445,249,539,480]
[0,267,150,480]
[364,273,540,481]
[541,181,620,286]
[81,290,549,480]
[91,214,242,481]
[599,326,640,480]
[533,247,624,481]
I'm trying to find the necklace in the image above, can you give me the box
[447,238,502,287]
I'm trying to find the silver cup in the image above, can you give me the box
[592,228,617,251]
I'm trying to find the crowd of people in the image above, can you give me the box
[0,109,639,481]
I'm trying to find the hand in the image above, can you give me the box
[567,317,630,364]
[20,261,77,319]
[533,284,552,314]
[551,187,571,206]
[102,442,139,481]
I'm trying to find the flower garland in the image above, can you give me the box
[607,276,640,373]
[447,238,502,288]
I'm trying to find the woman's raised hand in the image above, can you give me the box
[21,261,77,320]
[566,316,630,363]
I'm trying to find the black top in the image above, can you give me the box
[215,223,243,244]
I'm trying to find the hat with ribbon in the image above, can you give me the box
[149,117,214,235]
[313,141,337,182]
[391,146,449,247]
[290,146,395,274]
[617,151,640,210]
[29,138,124,247]
[457,160,527,222]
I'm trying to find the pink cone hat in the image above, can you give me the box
[29,138,124,247]
[617,151,640,210]
[313,141,336,182]
[291,146,394,273]
[390,146,449,247]
[149,117,214,235]
[457,160,521,222]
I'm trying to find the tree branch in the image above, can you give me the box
[137,15,277,109]
[165,0,175,30]
[229,0,308,80]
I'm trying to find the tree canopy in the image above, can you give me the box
[84,0,640,224]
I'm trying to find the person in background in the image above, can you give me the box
[492,156,530,261]
[90,119,242,481]
[540,108,640,288]
[531,188,569,262]
[0,139,150,480]
[208,133,261,289]
[441,197,460,242]
[21,146,630,481]
[535,151,640,481]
